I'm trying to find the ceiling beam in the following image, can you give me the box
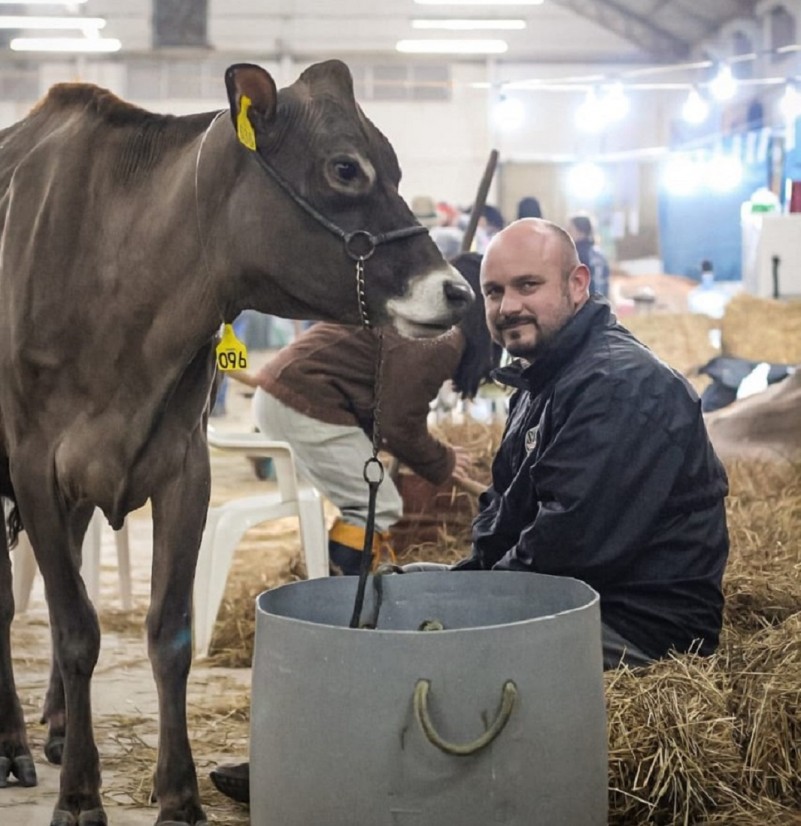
[549,0,691,61]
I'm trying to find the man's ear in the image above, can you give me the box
[570,264,591,299]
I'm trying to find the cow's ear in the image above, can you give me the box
[298,60,355,103]
[224,63,278,151]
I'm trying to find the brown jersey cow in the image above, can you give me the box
[0,61,471,826]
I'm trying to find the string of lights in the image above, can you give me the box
[491,43,801,132]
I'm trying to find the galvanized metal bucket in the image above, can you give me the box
[250,571,607,826]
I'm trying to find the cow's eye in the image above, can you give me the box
[333,160,359,182]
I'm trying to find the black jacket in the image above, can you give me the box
[460,299,729,659]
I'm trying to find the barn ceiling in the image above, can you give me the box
[18,1,770,67]
[548,0,762,61]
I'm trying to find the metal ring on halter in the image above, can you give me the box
[344,230,377,262]
[363,456,385,485]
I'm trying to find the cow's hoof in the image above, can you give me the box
[0,754,37,788]
[13,754,37,786]
[50,806,106,826]
[78,808,107,826]
[44,735,65,765]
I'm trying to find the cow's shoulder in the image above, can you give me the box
[33,82,169,130]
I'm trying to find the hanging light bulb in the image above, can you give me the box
[704,154,743,192]
[574,88,605,133]
[602,81,629,123]
[567,161,606,200]
[709,63,737,102]
[780,80,801,121]
[662,155,699,196]
[682,87,709,124]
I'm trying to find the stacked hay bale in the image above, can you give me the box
[622,312,719,394]
[720,294,801,364]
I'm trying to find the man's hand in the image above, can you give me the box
[452,446,472,478]
[451,447,487,496]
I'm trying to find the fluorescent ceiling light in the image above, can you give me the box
[414,0,542,5]
[397,38,508,54]
[0,16,105,30]
[11,37,121,53]
[412,19,526,30]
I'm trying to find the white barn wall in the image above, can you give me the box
[360,63,492,209]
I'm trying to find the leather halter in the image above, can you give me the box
[248,149,428,328]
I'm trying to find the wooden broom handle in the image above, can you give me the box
[461,148,499,253]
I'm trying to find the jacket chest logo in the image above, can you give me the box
[525,425,539,453]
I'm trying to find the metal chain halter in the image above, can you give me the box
[249,151,427,328]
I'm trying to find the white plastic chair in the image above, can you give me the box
[11,509,132,612]
[192,426,328,659]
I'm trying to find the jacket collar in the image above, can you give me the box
[492,297,612,392]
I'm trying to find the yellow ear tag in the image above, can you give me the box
[236,95,257,151]
[216,324,248,372]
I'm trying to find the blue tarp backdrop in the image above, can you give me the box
[658,127,772,282]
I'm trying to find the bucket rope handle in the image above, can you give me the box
[413,679,518,756]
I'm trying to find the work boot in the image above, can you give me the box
[328,518,395,576]
[210,761,249,805]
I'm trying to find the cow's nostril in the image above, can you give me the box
[444,280,474,308]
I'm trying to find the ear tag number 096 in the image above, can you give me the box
[216,323,248,371]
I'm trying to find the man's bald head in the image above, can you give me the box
[483,218,582,282]
[479,218,591,361]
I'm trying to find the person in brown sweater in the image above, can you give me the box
[231,251,499,576]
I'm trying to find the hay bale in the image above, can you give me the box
[724,618,801,805]
[605,654,743,824]
[723,462,801,634]
[620,313,719,392]
[605,615,801,825]
[721,294,801,363]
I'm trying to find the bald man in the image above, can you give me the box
[454,219,729,669]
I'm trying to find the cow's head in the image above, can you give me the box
[223,61,473,337]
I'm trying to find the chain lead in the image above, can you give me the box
[355,258,372,329]
[371,328,384,457]
[349,326,386,629]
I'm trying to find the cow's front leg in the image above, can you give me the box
[0,525,37,788]
[15,485,105,826]
[40,511,92,769]
[41,650,66,764]
[148,441,210,825]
